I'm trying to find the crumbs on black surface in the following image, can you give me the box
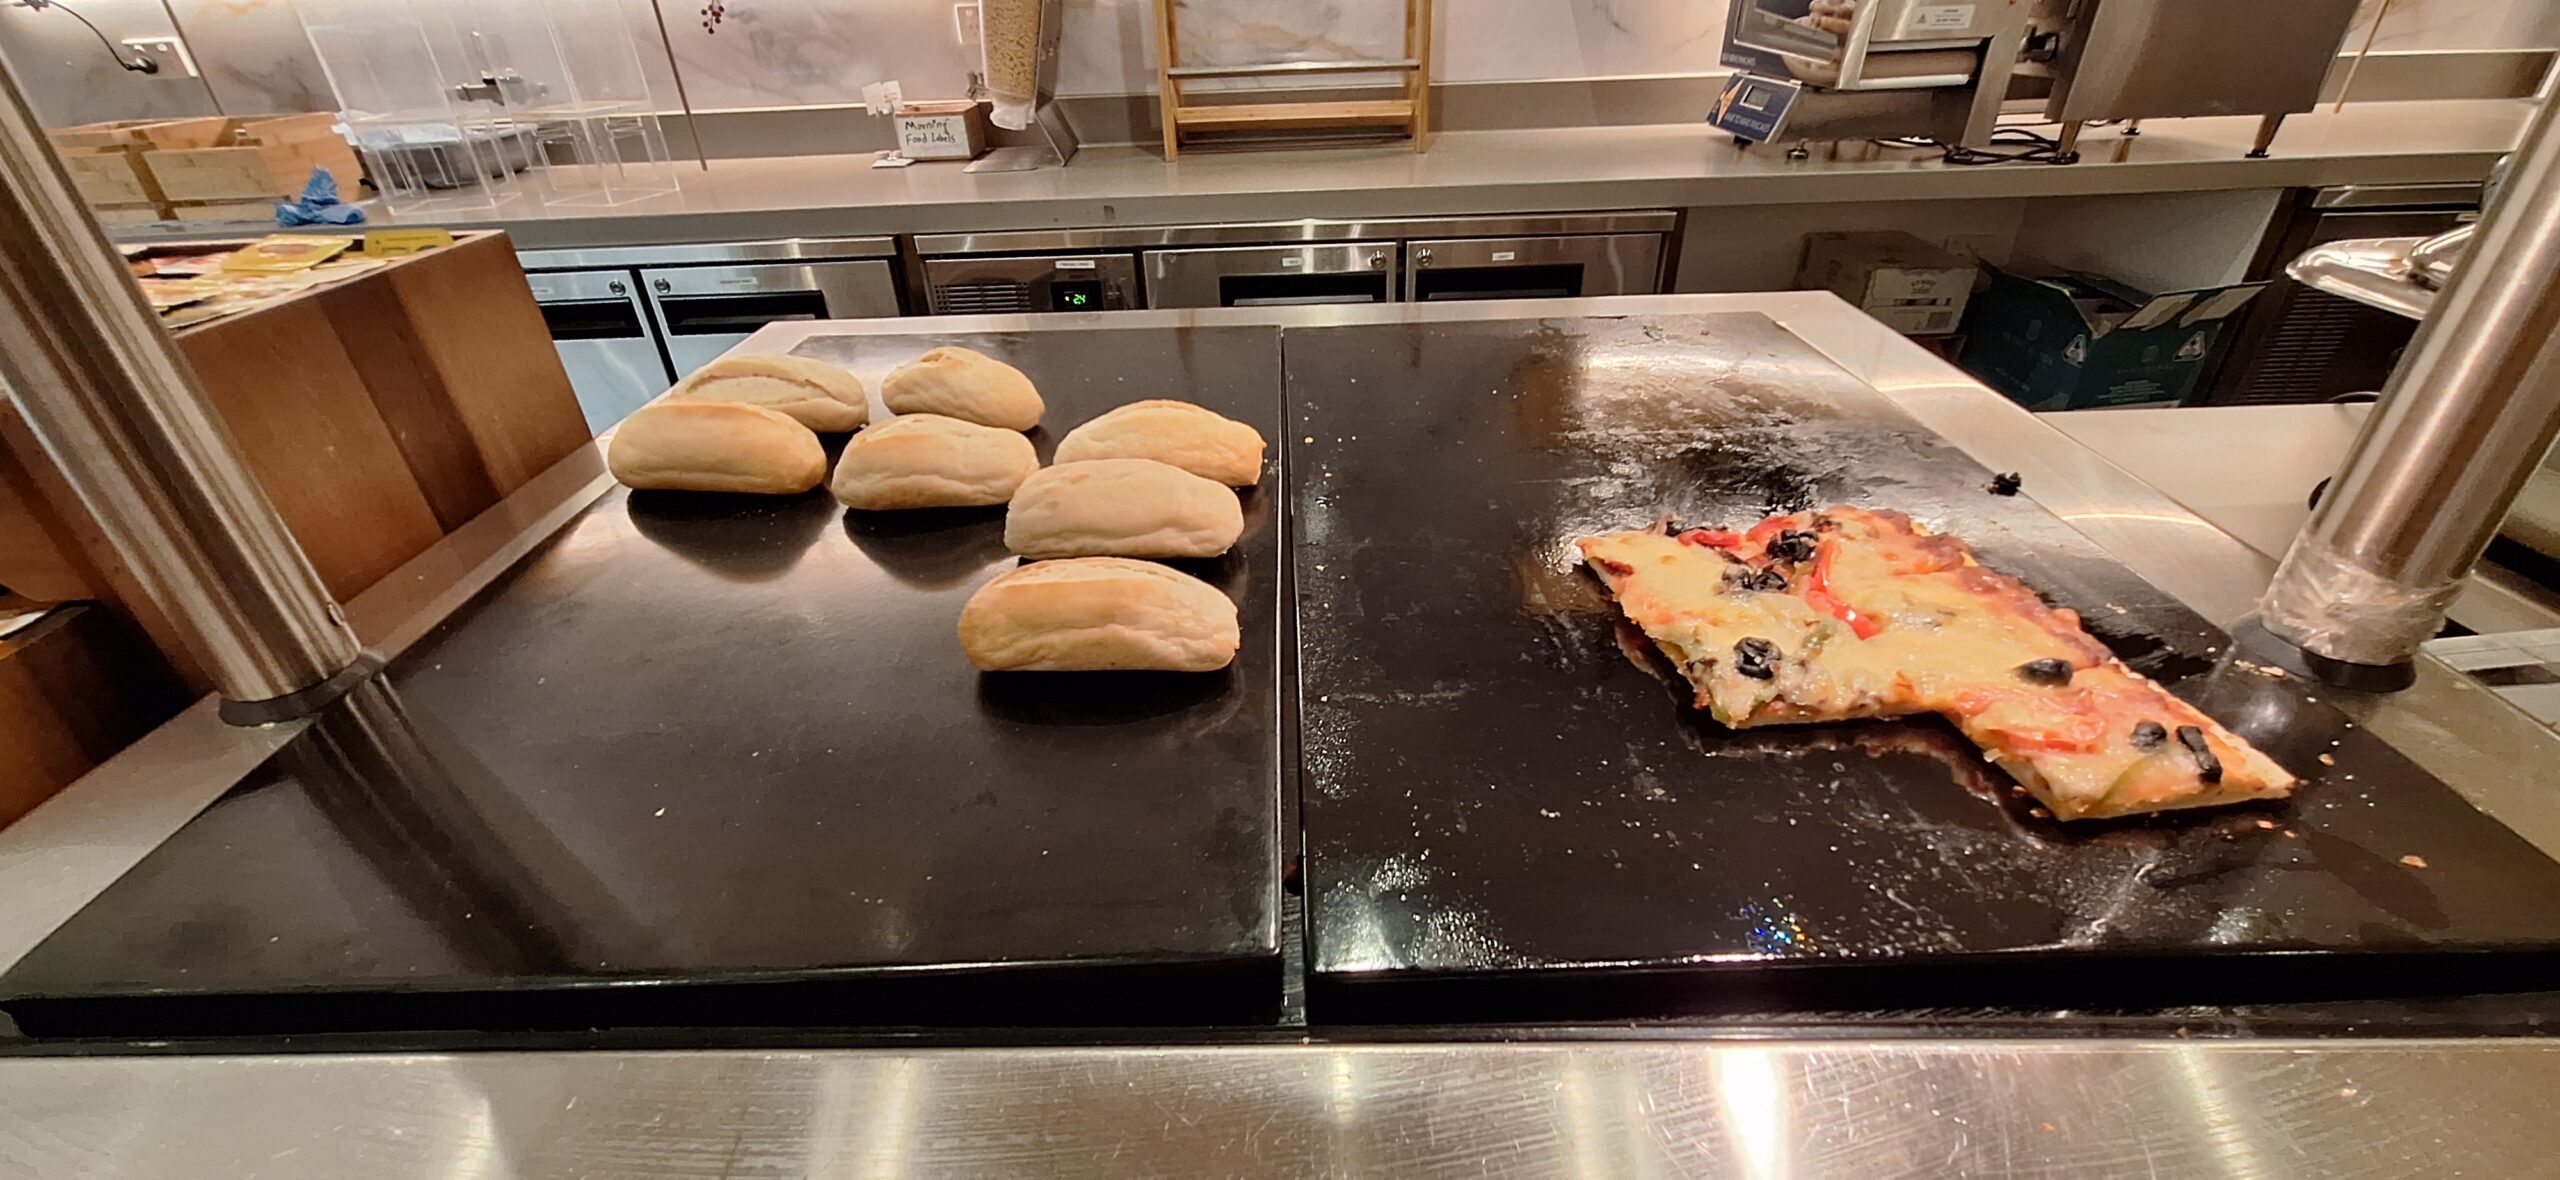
[1988,472,2023,496]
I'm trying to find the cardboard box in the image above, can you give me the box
[1957,262,2264,410]
[145,114,359,203]
[1799,231,1978,336]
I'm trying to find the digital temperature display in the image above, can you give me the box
[1049,280,1104,311]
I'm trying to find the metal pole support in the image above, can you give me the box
[0,55,371,722]
[2259,92,2560,684]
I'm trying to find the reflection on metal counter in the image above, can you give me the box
[1711,0,2364,159]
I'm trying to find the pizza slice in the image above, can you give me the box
[1577,528,1878,727]
[1948,663,2297,820]
[1579,507,2296,820]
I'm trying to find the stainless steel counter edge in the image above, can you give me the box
[7,294,2560,1177]
[9,1039,2560,1177]
[107,103,2534,252]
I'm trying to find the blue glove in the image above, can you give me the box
[275,166,364,227]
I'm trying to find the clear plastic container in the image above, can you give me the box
[299,0,678,216]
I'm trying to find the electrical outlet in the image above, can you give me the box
[121,36,198,78]
[953,2,981,46]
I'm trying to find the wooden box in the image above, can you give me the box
[0,604,185,830]
[146,114,361,206]
[48,117,235,221]
[0,231,589,827]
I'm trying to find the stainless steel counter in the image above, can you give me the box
[13,1040,2560,1178]
[6,293,2560,1177]
[111,102,2536,251]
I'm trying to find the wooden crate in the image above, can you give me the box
[48,116,230,151]
[48,117,233,219]
[145,114,360,204]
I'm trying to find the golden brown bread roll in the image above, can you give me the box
[880,346,1044,430]
[1053,399,1266,486]
[831,413,1041,510]
[607,402,826,494]
[1004,458,1243,559]
[959,557,1239,671]
[668,353,869,433]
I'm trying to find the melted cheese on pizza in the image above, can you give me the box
[1579,507,2296,820]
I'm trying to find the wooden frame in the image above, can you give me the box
[1152,0,1435,158]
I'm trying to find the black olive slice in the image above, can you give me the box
[2016,658,2074,686]
[2175,725,2223,783]
[1733,637,1780,680]
[1766,530,1820,563]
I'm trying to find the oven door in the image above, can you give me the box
[641,260,902,377]
[1142,244,1396,309]
[524,269,674,434]
[1405,234,1666,302]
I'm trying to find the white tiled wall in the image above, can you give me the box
[6,0,2557,130]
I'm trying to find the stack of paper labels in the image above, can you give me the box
[129,234,389,328]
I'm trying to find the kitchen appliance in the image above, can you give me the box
[642,260,902,376]
[522,268,671,433]
[915,214,1675,313]
[519,238,904,388]
[921,253,1139,314]
[1711,0,2364,159]
[1714,0,2031,148]
[1405,234,1664,302]
[2040,0,2366,159]
[1145,244,1397,309]
[2202,184,2480,407]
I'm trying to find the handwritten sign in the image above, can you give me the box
[896,113,980,160]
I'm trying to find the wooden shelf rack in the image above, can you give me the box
[1152,0,1435,158]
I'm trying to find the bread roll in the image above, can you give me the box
[960,557,1239,671]
[608,402,826,495]
[880,346,1044,430]
[1004,458,1243,559]
[669,353,868,433]
[1054,400,1266,486]
[831,413,1040,510]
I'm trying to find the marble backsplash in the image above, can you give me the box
[4,0,2554,129]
